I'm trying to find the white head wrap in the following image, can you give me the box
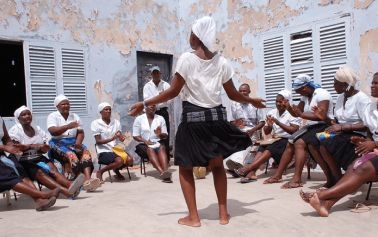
[14,105,31,119]
[192,16,216,52]
[278,89,292,101]
[334,65,358,89]
[54,94,69,107]
[98,102,112,113]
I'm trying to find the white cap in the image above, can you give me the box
[150,66,160,73]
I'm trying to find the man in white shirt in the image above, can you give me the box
[143,66,171,159]
[225,83,266,175]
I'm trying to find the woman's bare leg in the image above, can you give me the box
[178,166,201,227]
[209,156,229,225]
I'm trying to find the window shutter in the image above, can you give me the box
[320,22,346,61]
[290,31,313,65]
[29,45,57,113]
[61,48,87,114]
[263,36,284,108]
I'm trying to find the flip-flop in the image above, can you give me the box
[281,181,303,189]
[68,173,85,195]
[350,203,372,213]
[299,190,314,203]
[263,177,282,184]
[35,196,57,211]
[240,177,257,183]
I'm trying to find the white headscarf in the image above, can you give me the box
[334,65,358,90]
[192,16,216,52]
[98,102,112,113]
[278,89,292,101]
[14,105,31,119]
[54,94,69,107]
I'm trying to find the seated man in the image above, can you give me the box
[233,90,300,183]
[132,104,172,183]
[91,102,134,182]
[225,83,266,175]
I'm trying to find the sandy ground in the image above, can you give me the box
[1,163,378,237]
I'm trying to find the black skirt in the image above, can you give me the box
[258,138,288,163]
[174,102,252,168]
[321,132,363,170]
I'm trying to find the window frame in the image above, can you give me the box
[23,40,89,115]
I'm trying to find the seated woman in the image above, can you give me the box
[132,104,172,183]
[9,106,84,198]
[0,116,60,211]
[313,66,370,188]
[91,102,134,182]
[47,94,101,192]
[264,74,334,188]
[300,72,378,217]
[234,90,300,183]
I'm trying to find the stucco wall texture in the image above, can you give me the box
[1,0,378,153]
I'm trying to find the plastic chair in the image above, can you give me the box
[95,145,131,182]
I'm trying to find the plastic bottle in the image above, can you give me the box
[316,132,336,141]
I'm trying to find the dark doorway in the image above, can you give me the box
[0,40,26,117]
[136,51,173,101]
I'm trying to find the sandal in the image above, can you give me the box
[263,177,282,184]
[240,176,257,183]
[350,203,372,213]
[234,168,248,177]
[281,181,303,189]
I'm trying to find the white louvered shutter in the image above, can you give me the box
[319,22,347,102]
[29,46,57,113]
[263,36,284,109]
[62,48,87,114]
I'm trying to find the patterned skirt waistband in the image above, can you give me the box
[181,106,227,123]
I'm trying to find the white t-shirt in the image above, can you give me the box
[91,118,122,153]
[132,114,167,145]
[266,109,301,138]
[175,52,234,108]
[300,88,334,125]
[143,80,171,109]
[8,124,50,160]
[362,102,378,141]
[46,111,82,139]
[334,91,371,124]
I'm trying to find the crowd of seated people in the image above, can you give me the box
[2,66,378,218]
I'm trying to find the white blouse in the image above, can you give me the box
[91,118,122,153]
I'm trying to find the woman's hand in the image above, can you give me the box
[325,124,342,133]
[266,115,274,127]
[355,140,375,156]
[39,144,50,153]
[154,126,162,136]
[128,102,144,116]
[67,121,80,129]
[250,98,266,108]
[291,104,303,117]
[3,144,23,156]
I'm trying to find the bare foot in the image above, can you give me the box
[178,216,201,227]
[219,214,230,225]
[309,192,329,217]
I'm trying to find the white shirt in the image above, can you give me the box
[46,111,82,139]
[132,114,167,144]
[266,109,301,138]
[362,102,378,141]
[8,123,50,160]
[143,80,171,109]
[230,102,265,126]
[334,91,371,124]
[91,118,122,153]
[175,52,233,108]
[300,88,334,125]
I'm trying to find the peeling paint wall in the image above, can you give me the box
[1,0,378,150]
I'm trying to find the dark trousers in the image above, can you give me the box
[155,107,170,160]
